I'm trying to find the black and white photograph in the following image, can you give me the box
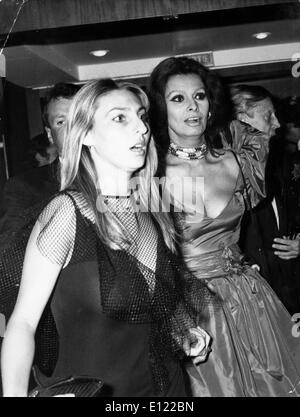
[0,0,299,400]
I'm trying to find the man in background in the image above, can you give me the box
[234,88,300,314]
[0,83,80,239]
[0,83,80,395]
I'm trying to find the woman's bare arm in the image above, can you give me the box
[1,221,62,397]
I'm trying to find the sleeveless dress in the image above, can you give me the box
[32,190,212,397]
[174,120,300,397]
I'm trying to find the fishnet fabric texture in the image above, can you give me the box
[1,191,219,394]
[37,195,76,267]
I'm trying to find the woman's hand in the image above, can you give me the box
[184,326,211,365]
[272,236,300,260]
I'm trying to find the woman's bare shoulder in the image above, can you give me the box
[223,149,240,177]
[205,149,239,179]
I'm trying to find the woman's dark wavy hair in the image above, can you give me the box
[148,56,232,165]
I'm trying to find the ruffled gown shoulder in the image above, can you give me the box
[177,120,300,397]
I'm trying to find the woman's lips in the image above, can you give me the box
[184,117,202,126]
[129,144,146,154]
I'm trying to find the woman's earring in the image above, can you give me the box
[238,114,246,123]
[208,111,211,119]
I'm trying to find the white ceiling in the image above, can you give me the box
[1,7,300,89]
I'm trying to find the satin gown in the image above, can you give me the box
[174,120,300,397]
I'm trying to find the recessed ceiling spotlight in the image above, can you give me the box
[90,49,109,57]
[253,32,271,40]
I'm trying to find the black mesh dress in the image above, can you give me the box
[29,191,213,397]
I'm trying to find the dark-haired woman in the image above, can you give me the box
[149,57,300,397]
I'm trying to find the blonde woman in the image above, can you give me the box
[1,79,211,397]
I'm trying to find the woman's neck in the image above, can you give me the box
[91,151,132,196]
[97,176,132,196]
[167,134,208,161]
[169,133,206,149]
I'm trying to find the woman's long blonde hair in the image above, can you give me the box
[60,78,176,252]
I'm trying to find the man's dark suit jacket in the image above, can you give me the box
[0,160,59,239]
[239,149,300,314]
[0,160,59,395]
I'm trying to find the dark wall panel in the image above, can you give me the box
[3,82,42,176]
[241,76,300,98]
[0,0,294,34]
[0,78,8,191]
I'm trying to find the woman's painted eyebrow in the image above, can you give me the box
[106,106,130,115]
[165,88,205,98]
[165,90,183,98]
[106,106,145,116]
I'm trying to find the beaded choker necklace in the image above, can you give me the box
[168,142,208,160]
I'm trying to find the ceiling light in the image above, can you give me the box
[252,32,271,40]
[90,49,109,57]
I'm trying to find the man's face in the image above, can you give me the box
[45,97,73,154]
[243,98,280,139]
